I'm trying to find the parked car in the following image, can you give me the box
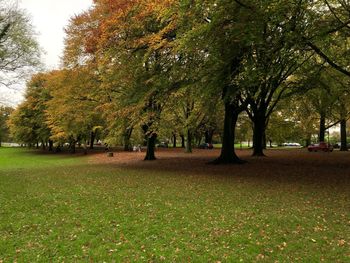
[157,142,168,148]
[282,142,301,147]
[199,143,214,149]
[333,142,350,149]
[307,142,333,152]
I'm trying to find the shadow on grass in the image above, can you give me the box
[93,148,350,188]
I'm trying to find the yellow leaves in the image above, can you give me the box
[338,239,346,247]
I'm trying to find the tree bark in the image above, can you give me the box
[48,140,53,151]
[172,133,176,148]
[263,131,267,149]
[305,135,311,147]
[213,102,244,164]
[123,127,133,151]
[205,129,214,144]
[319,113,326,142]
[180,135,185,148]
[185,128,192,153]
[89,131,95,150]
[252,116,266,156]
[144,133,157,160]
[69,139,76,154]
[340,118,348,151]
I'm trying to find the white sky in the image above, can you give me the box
[20,0,93,68]
[0,0,92,106]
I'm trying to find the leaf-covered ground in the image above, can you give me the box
[0,147,349,262]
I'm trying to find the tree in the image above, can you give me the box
[0,106,13,146]
[8,74,51,148]
[233,0,319,156]
[170,0,253,164]
[0,1,40,88]
[45,67,104,153]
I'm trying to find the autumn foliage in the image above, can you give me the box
[9,0,350,160]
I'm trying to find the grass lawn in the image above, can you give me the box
[0,147,349,261]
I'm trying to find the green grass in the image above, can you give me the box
[0,148,349,261]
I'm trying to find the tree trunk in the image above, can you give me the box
[319,113,326,142]
[172,133,176,148]
[340,118,348,151]
[69,140,76,154]
[55,144,61,153]
[205,129,214,144]
[180,135,185,148]
[196,136,202,147]
[305,135,311,147]
[48,140,53,151]
[123,127,133,151]
[144,133,157,160]
[213,102,243,164]
[89,131,95,149]
[142,125,149,147]
[252,116,266,156]
[41,140,46,150]
[185,128,192,153]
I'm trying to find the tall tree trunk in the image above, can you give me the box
[196,136,202,147]
[172,133,176,148]
[89,131,95,150]
[180,135,185,148]
[262,131,267,149]
[205,129,214,144]
[213,102,243,164]
[48,140,53,151]
[340,118,348,151]
[144,133,157,160]
[319,113,326,142]
[185,128,192,153]
[252,116,266,156]
[123,127,133,151]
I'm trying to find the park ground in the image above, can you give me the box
[0,147,349,262]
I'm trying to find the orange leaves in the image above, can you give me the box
[64,10,102,66]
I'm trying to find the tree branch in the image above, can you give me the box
[306,41,350,77]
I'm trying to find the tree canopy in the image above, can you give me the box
[8,0,350,161]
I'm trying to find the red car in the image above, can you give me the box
[307,142,333,152]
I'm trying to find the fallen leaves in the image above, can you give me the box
[338,239,346,247]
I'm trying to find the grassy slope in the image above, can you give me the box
[0,148,349,262]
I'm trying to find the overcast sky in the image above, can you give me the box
[20,0,93,68]
[1,0,93,106]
